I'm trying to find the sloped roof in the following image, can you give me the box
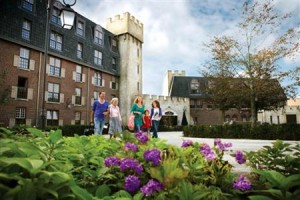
[169,76,208,98]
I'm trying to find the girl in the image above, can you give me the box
[108,98,122,139]
[142,109,152,135]
[150,100,162,138]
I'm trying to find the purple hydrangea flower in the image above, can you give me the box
[233,175,252,191]
[135,131,149,144]
[200,143,216,161]
[214,138,232,150]
[181,140,193,148]
[140,179,164,196]
[235,151,246,164]
[124,175,140,193]
[104,156,121,167]
[124,142,138,152]
[120,158,143,175]
[144,149,161,166]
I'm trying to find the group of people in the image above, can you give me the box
[91,91,162,138]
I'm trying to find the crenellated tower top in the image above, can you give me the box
[107,12,144,42]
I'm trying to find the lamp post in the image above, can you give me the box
[41,0,76,130]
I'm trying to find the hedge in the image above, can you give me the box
[183,124,300,140]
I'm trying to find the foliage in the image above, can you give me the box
[249,169,300,200]
[183,124,300,140]
[203,0,300,125]
[0,69,9,104]
[246,140,300,175]
[1,127,299,199]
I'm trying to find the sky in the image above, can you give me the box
[72,0,300,96]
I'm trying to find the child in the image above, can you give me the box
[142,109,152,135]
[150,100,162,138]
[108,98,122,139]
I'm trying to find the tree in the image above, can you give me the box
[203,0,299,126]
[0,69,9,104]
[181,109,188,126]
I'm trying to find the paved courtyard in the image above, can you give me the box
[157,131,300,173]
[105,131,299,173]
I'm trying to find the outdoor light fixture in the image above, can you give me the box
[60,0,76,29]
[40,0,76,130]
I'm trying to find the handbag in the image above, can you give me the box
[128,113,135,131]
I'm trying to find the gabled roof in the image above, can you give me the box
[169,76,208,98]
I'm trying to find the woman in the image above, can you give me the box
[151,100,162,138]
[130,96,145,132]
[108,98,122,139]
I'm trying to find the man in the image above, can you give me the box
[91,91,109,135]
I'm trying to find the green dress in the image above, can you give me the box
[130,103,145,127]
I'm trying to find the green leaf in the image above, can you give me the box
[95,184,111,198]
[49,130,63,144]
[249,195,274,200]
[70,181,93,200]
[133,192,144,200]
[0,158,43,173]
[113,190,132,198]
[17,180,37,200]
[27,128,44,138]
[282,174,300,190]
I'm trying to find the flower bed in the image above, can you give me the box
[0,127,299,199]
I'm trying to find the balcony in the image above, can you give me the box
[17,87,27,99]
[11,86,33,100]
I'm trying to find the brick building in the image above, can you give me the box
[0,0,125,127]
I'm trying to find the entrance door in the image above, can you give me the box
[286,114,297,124]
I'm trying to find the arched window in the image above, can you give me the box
[165,111,174,116]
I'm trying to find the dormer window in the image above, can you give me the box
[77,20,84,36]
[22,0,33,12]
[51,8,61,25]
[191,79,200,94]
[94,25,103,45]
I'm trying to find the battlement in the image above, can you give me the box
[142,94,188,102]
[108,12,143,28]
[106,12,143,42]
[167,70,186,77]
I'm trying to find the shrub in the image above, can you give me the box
[183,124,300,140]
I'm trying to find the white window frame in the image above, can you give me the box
[47,110,59,126]
[77,20,84,36]
[94,26,103,45]
[77,43,82,59]
[16,107,26,119]
[50,32,62,51]
[75,65,82,82]
[19,48,30,69]
[48,82,60,102]
[22,0,33,12]
[22,19,31,40]
[75,88,82,105]
[49,57,61,77]
[51,8,61,25]
[94,72,102,86]
[94,50,102,65]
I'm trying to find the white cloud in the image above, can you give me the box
[73,0,300,95]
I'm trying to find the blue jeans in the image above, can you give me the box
[152,120,159,138]
[135,123,142,132]
[94,117,105,135]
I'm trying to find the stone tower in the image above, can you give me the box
[106,12,143,124]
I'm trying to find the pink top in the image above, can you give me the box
[110,105,122,121]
